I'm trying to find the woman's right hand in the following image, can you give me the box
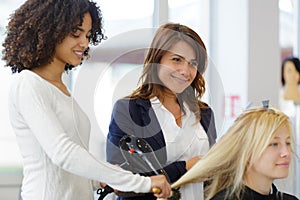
[186,155,201,171]
[150,175,171,198]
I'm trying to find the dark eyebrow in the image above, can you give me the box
[169,53,196,62]
[77,27,84,32]
[73,27,91,34]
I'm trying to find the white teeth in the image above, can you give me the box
[74,51,83,56]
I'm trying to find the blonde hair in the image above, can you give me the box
[172,106,294,199]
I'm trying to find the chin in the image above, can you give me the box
[173,88,186,94]
[69,59,82,66]
[274,172,289,179]
[175,91,185,94]
[72,62,81,66]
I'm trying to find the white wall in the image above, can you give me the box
[248,0,281,106]
[210,0,280,135]
[209,0,248,135]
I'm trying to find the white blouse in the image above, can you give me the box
[151,97,209,200]
[8,70,151,200]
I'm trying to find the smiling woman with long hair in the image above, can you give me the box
[172,105,299,200]
[106,22,217,200]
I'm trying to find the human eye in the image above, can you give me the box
[171,56,182,63]
[70,27,81,38]
[189,60,198,68]
[269,143,278,147]
[86,34,92,42]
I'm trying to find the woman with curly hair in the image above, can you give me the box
[171,103,299,200]
[2,0,170,199]
[106,23,217,200]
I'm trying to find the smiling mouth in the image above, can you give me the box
[276,163,289,167]
[74,51,84,58]
[171,75,188,83]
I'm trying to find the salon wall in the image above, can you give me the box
[209,0,281,134]
[0,0,297,199]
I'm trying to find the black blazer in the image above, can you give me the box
[106,98,217,200]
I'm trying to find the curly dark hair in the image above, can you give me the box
[2,0,105,73]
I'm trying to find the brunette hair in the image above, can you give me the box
[130,23,208,121]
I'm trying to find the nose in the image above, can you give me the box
[178,60,190,76]
[79,36,89,49]
[280,144,291,158]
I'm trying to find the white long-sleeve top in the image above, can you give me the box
[8,70,151,200]
[151,97,209,200]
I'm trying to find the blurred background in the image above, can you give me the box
[0,0,299,199]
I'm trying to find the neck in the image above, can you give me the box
[244,172,273,195]
[158,88,178,103]
[157,88,182,127]
[283,84,300,101]
[31,64,65,83]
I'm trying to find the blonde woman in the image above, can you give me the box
[172,104,299,200]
